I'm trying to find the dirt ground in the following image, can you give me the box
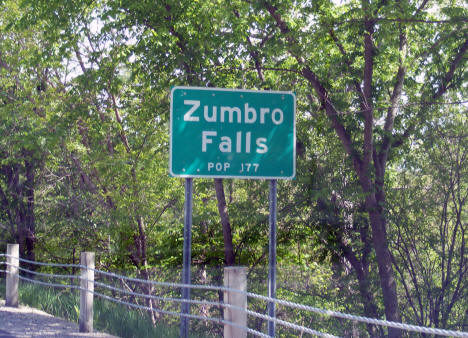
[0,300,117,338]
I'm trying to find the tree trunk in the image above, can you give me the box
[136,216,158,325]
[366,198,401,337]
[342,245,382,336]
[24,159,36,264]
[214,179,235,266]
[1,160,37,272]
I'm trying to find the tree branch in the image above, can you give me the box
[392,37,468,150]
[328,28,367,111]
[433,37,468,100]
[233,9,266,83]
[264,2,364,176]
[379,16,408,168]
[362,1,376,170]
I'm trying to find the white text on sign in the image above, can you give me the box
[183,100,285,155]
[207,162,259,173]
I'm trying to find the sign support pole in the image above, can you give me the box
[180,178,193,338]
[268,179,277,337]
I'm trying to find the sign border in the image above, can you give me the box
[170,86,296,180]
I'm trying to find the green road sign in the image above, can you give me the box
[170,86,296,179]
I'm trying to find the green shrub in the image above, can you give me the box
[11,282,190,337]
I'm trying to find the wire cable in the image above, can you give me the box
[15,256,82,269]
[5,255,468,337]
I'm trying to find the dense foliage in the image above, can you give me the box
[1,0,466,336]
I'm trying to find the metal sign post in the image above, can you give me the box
[268,179,277,337]
[180,178,193,338]
[170,86,295,338]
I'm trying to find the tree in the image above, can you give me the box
[0,1,64,264]
[389,103,467,331]
[221,2,467,335]
[12,1,467,335]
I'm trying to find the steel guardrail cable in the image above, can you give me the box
[17,273,242,335]
[91,279,337,337]
[12,265,81,280]
[0,256,5,275]
[1,254,7,275]
[17,273,271,338]
[7,255,82,269]
[12,268,270,337]
[89,288,270,338]
[12,266,336,337]
[86,266,468,337]
[243,292,468,337]
[17,274,82,291]
[81,273,460,338]
[5,255,468,337]
[94,279,222,306]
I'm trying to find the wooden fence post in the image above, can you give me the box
[224,266,247,338]
[6,244,19,307]
[79,252,95,333]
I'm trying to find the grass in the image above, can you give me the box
[19,282,80,322]
[0,280,210,338]
[0,279,4,299]
[93,299,181,338]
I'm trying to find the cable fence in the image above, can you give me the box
[0,253,6,276]
[1,251,468,337]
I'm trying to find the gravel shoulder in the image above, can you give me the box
[0,300,117,338]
